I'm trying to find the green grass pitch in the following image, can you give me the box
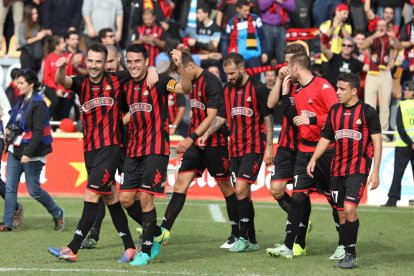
[1,197,414,275]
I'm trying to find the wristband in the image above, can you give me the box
[189,132,199,141]
[309,117,317,125]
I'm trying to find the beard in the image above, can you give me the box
[234,73,244,87]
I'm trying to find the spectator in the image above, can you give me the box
[258,0,295,64]
[312,0,342,27]
[0,0,23,50]
[360,19,402,140]
[42,0,83,36]
[0,69,64,232]
[105,44,123,72]
[289,0,313,28]
[98,28,117,45]
[174,0,216,37]
[376,0,404,28]
[18,5,51,72]
[222,0,268,69]
[64,30,87,76]
[186,4,221,54]
[131,9,167,66]
[5,68,20,108]
[365,0,398,33]
[43,35,69,120]
[82,0,123,47]
[353,31,370,98]
[130,0,172,31]
[383,80,414,207]
[321,36,368,90]
[216,0,260,30]
[319,3,352,62]
[399,8,414,59]
[349,0,367,33]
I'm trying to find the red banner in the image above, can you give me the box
[3,135,367,204]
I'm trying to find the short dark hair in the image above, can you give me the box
[337,73,361,90]
[198,4,212,16]
[126,43,148,60]
[17,69,40,91]
[289,53,311,71]
[284,43,307,55]
[237,0,250,8]
[98,28,113,41]
[10,68,20,80]
[223,53,245,68]
[87,43,108,61]
[64,30,79,40]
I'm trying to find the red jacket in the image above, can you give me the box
[43,52,68,92]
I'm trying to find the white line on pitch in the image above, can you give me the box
[208,204,226,223]
[0,267,196,275]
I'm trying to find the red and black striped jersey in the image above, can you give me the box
[167,93,186,125]
[277,83,299,151]
[222,77,272,157]
[71,71,130,152]
[292,76,338,152]
[321,101,381,176]
[190,70,227,147]
[123,75,177,157]
[135,24,166,66]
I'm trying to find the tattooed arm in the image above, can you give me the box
[198,116,226,147]
[263,114,274,166]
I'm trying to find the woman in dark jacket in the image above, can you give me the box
[0,69,64,232]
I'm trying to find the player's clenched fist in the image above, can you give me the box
[55,57,69,69]
[170,49,183,68]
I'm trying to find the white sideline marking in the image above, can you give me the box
[208,204,226,223]
[0,268,195,274]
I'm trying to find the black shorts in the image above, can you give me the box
[330,174,368,210]
[121,154,168,195]
[292,150,334,195]
[84,145,122,194]
[178,145,230,179]
[230,153,264,185]
[271,147,296,183]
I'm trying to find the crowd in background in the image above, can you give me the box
[1,0,414,141]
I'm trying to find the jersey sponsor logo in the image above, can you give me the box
[335,129,362,140]
[300,110,316,117]
[231,107,253,117]
[344,112,351,116]
[82,97,114,112]
[129,102,153,113]
[190,99,206,110]
[322,83,331,90]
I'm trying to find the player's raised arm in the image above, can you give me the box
[55,57,73,90]
[171,49,192,94]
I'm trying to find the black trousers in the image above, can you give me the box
[388,146,414,200]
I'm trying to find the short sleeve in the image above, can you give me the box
[205,74,223,109]
[176,94,186,107]
[254,80,272,117]
[70,76,84,94]
[320,107,335,141]
[365,105,382,135]
[153,75,173,95]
